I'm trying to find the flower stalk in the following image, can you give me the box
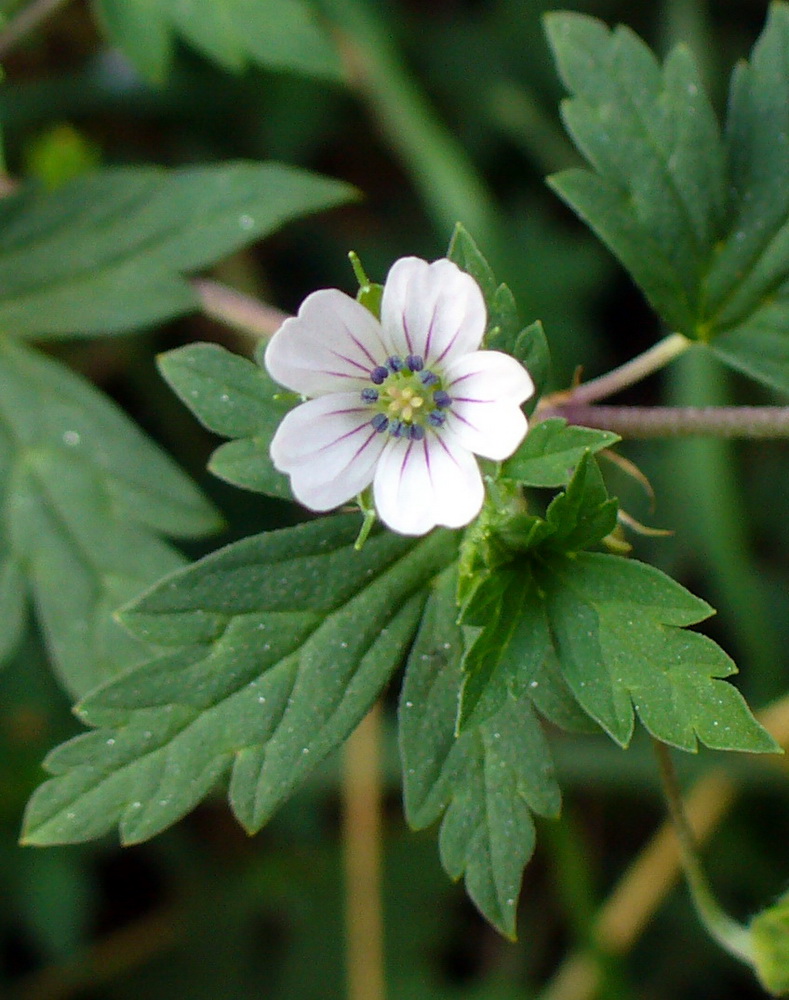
[653,740,754,967]
[540,403,789,438]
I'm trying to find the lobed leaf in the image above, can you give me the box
[457,455,774,755]
[0,340,220,695]
[93,0,341,83]
[0,163,354,338]
[158,342,292,500]
[22,518,458,845]
[706,3,789,394]
[400,572,561,938]
[546,5,789,395]
[545,11,726,334]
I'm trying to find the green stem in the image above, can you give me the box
[319,0,501,252]
[540,403,789,438]
[653,740,754,966]
[0,0,72,57]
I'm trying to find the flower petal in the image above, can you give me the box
[443,351,533,460]
[265,289,385,396]
[270,394,386,510]
[380,257,486,368]
[372,432,484,535]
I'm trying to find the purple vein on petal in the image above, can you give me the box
[423,303,439,360]
[434,327,461,366]
[339,322,380,367]
[328,348,374,374]
[402,312,414,355]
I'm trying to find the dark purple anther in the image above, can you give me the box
[418,370,439,386]
[406,354,424,372]
[433,390,451,409]
[409,424,425,441]
[371,413,389,432]
[428,411,447,427]
[387,356,405,372]
[361,387,379,403]
[371,366,389,385]
[389,419,406,438]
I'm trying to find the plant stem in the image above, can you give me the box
[540,403,789,438]
[545,333,691,407]
[342,702,386,1000]
[191,279,287,340]
[541,692,789,1000]
[0,0,72,57]
[653,741,753,964]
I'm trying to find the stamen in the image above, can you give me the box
[371,366,389,385]
[387,356,405,372]
[409,424,425,441]
[390,419,406,438]
[406,354,424,372]
[428,411,447,427]
[371,413,389,433]
[361,387,379,403]
[433,390,451,409]
[419,370,439,386]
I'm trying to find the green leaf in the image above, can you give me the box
[503,417,620,487]
[546,6,789,395]
[0,163,354,338]
[400,571,561,938]
[545,11,726,334]
[22,519,458,845]
[458,563,594,735]
[93,0,342,83]
[705,3,789,394]
[542,450,618,552]
[0,339,220,696]
[752,888,789,995]
[158,343,292,499]
[541,551,778,752]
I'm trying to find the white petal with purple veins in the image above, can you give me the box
[265,289,385,397]
[444,351,534,460]
[380,258,486,368]
[372,432,485,535]
[270,393,386,510]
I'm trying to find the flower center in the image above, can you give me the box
[361,355,452,440]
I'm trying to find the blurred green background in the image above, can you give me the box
[1,0,787,997]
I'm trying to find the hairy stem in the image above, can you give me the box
[653,741,753,964]
[543,333,691,407]
[0,0,72,57]
[540,403,789,438]
[342,702,386,1000]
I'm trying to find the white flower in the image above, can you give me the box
[264,256,534,536]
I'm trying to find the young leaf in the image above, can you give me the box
[503,417,620,487]
[0,163,354,338]
[400,572,561,938]
[93,0,341,83]
[158,343,292,500]
[22,518,458,846]
[0,340,220,696]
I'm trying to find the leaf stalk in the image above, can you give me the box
[539,403,789,438]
